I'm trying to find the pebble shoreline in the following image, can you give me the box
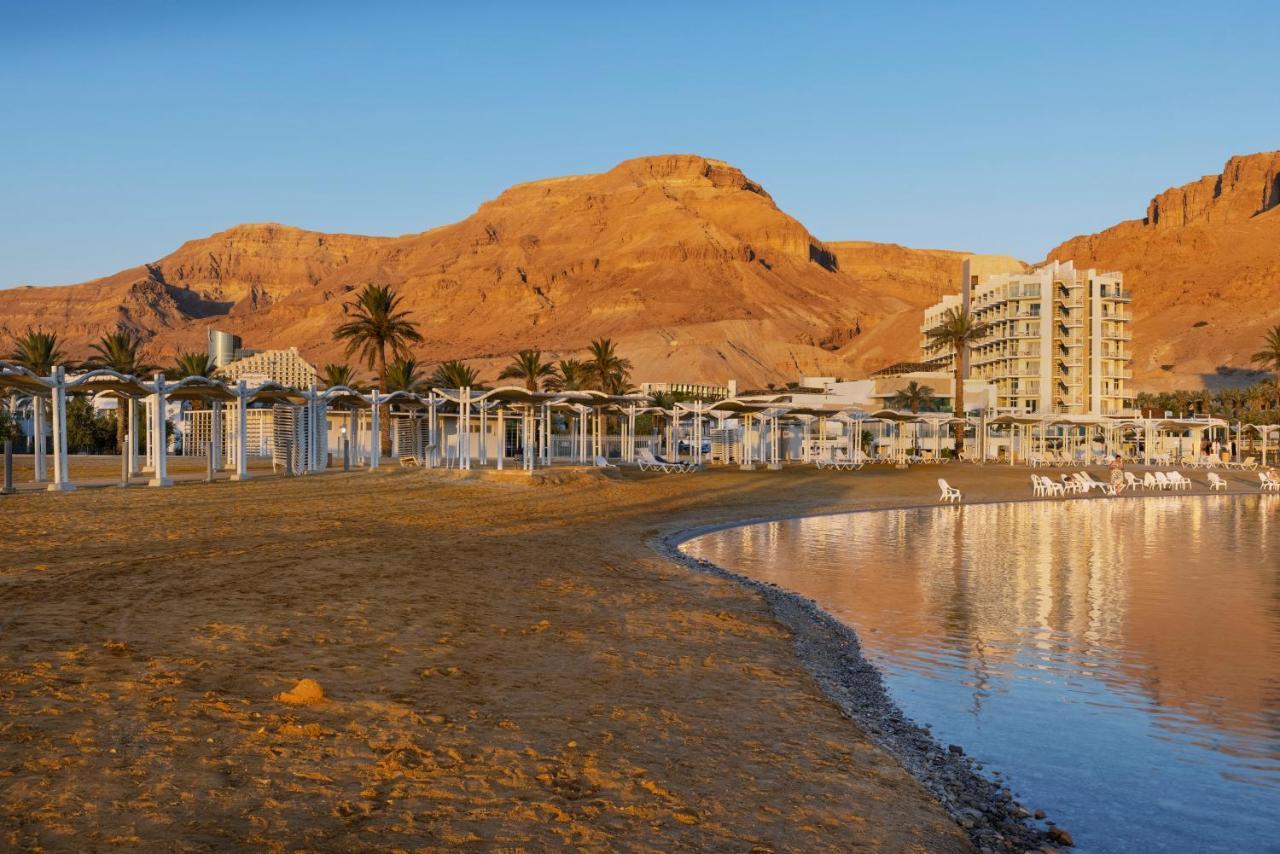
[661,524,1064,852]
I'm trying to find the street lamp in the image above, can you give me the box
[340,424,349,471]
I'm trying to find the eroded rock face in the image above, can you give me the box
[0,154,951,387]
[1048,150,1280,391]
[1145,152,1280,228]
[5,151,1278,391]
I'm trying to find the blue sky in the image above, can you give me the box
[2,1,1277,288]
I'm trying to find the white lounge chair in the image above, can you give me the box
[1060,473,1086,494]
[1031,474,1046,496]
[1153,471,1172,490]
[594,456,617,469]
[1041,475,1065,496]
[1143,472,1159,490]
[1232,456,1258,471]
[938,478,961,503]
[1123,471,1143,491]
[817,451,863,471]
[637,448,684,473]
[1076,471,1116,495]
[1207,472,1228,491]
[1165,471,1192,490]
[1259,472,1280,492]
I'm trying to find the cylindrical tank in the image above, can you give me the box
[207,330,241,368]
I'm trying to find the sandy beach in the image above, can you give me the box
[1,462,1264,850]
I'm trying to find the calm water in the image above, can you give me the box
[682,496,1280,853]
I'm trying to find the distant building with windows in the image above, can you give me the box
[921,257,1132,416]
[640,380,736,400]
[217,347,318,389]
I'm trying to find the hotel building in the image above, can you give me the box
[217,347,319,389]
[921,257,1132,416]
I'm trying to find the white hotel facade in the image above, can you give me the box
[921,257,1132,416]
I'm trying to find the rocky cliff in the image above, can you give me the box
[0,155,952,387]
[4,151,1279,391]
[1047,150,1280,391]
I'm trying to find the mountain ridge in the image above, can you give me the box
[3,151,1278,391]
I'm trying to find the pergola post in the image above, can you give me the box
[627,404,637,463]
[369,389,381,470]
[232,381,250,481]
[496,405,505,470]
[460,386,471,470]
[148,373,172,487]
[48,366,74,491]
[545,403,553,465]
[127,397,141,477]
[31,393,47,482]
[210,400,223,474]
[577,406,588,463]
[523,406,533,471]
[427,392,438,468]
[311,386,324,472]
[142,395,155,473]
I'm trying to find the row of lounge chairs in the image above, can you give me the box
[1029,468,1280,496]
[1186,455,1259,470]
[1041,471,1119,495]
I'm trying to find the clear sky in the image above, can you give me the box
[3,1,1278,289]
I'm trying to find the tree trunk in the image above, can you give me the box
[953,345,966,454]
[377,344,389,454]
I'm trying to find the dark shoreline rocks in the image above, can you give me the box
[659,528,1064,852]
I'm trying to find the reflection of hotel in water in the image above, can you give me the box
[690,498,1276,736]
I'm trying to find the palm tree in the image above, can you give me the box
[585,338,633,394]
[173,351,218,379]
[333,284,424,386]
[171,352,218,412]
[8,328,65,375]
[925,308,989,453]
[890,381,938,414]
[429,359,480,390]
[548,358,590,392]
[383,357,425,393]
[498,349,556,392]
[321,363,358,389]
[85,329,156,450]
[1251,325,1280,382]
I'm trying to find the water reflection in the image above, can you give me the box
[684,495,1280,852]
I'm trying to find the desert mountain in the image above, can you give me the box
[4,151,1279,392]
[0,155,962,388]
[1047,151,1280,391]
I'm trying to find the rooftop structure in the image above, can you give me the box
[207,330,243,368]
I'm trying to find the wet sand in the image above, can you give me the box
[0,462,1262,850]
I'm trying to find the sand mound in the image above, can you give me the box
[275,678,325,705]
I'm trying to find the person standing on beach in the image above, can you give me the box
[1110,455,1126,493]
